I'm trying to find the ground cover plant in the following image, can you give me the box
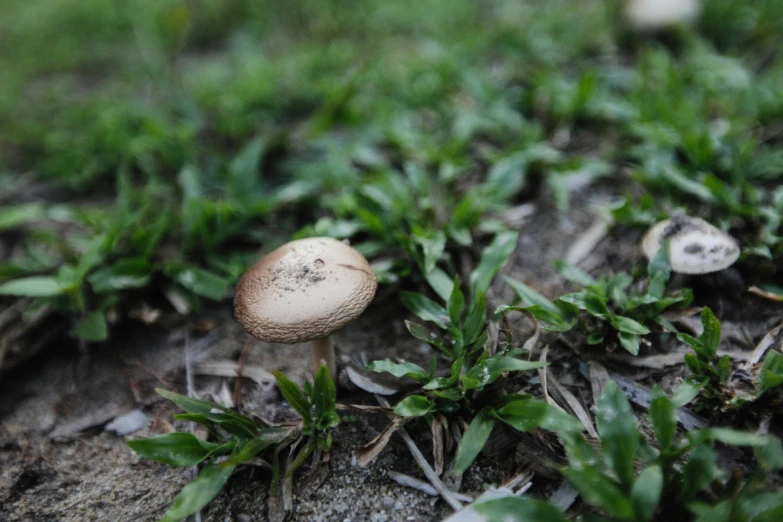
[473,380,783,521]
[128,367,339,521]
[1,0,783,521]
[504,247,693,355]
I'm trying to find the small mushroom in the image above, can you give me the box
[641,214,740,274]
[625,0,701,31]
[234,237,377,380]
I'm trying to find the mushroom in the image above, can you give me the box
[625,0,701,31]
[641,214,740,274]
[234,237,377,380]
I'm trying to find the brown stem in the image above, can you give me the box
[310,336,336,381]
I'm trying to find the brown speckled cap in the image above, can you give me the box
[234,237,377,344]
[642,215,740,274]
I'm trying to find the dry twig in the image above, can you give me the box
[374,395,464,511]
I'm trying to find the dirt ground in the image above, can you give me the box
[2,186,781,522]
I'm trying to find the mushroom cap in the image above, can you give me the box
[641,215,740,274]
[625,0,701,31]
[234,237,377,344]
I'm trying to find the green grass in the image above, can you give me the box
[5,1,783,519]
[2,0,783,336]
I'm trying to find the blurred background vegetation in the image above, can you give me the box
[1,0,782,343]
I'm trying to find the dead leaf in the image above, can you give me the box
[521,309,541,354]
[538,346,550,405]
[432,414,445,476]
[195,360,275,387]
[335,403,388,414]
[301,460,330,493]
[588,360,610,407]
[748,286,783,302]
[547,371,598,439]
[581,366,707,431]
[549,481,579,510]
[564,217,609,266]
[388,471,473,502]
[358,417,405,467]
[344,365,400,395]
[742,323,783,371]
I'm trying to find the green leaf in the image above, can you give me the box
[0,203,46,230]
[618,332,641,356]
[70,311,108,342]
[220,428,293,466]
[483,151,530,200]
[646,242,671,300]
[454,409,496,475]
[463,356,548,390]
[88,258,153,292]
[683,353,704,375]
[504,277,562,317]
[597,381,639,487]
[681,444,718,501]
[414,230,446,275]
[447,276,464,328]
[470,231,519,295]
[400,291,449,328]
[0,276,64,297]
[671,378,708,408]
[393,395,434,417]
[588,331,605,345]
[678,333,707,359]
[463,291,486,345]
[473,497,569,522]
[760,351,783,392]
[425,267,454,302]
[607,273,633,308]
[716,354,732,382]
[560,466,635,521]
[495,399,584,433]
[691,501,731,522]
[156,389,257,439]
[740,492,783,521]
[688,428,772,447]
[560,292,609,316]
[560,430,603,468]
[313,365,338,425]
[609,315,651,335]
[366,359,428,381]
[316,411,341,432]
[404,321,450,356]
[699,307,721,358]
[754,438,783,471]
[228,136,264,200]
[160,463,235,522]
[273,371,311,423]
[74,234,106,281]
[171,266,229,301]
[631,465,663,522]
[128,433,232,467]
[649,386,676,450]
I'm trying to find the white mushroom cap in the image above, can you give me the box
[234,237,377,343]
[625,0,701,31]
[642,215,740,274]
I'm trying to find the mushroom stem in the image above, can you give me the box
[311,336,336,381]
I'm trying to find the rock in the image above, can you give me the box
[104,409,148,436]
